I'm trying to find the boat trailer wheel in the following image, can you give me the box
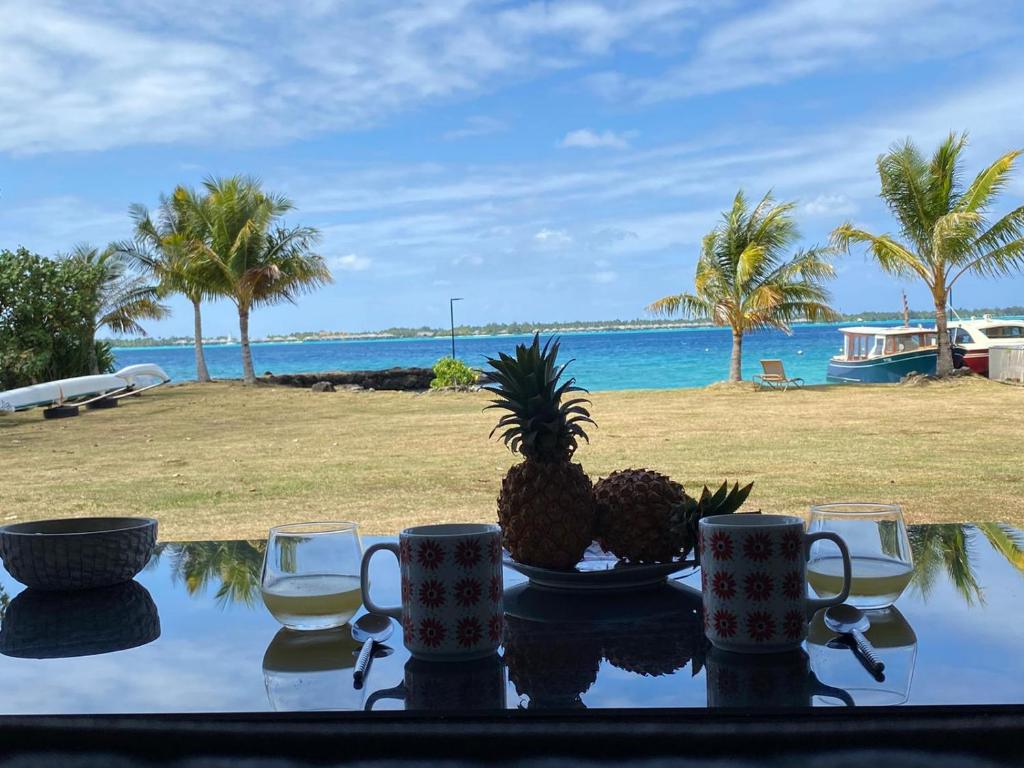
[43,405,80,420]
[86,397,119,410]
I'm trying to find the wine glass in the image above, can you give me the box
[260,522,364,631]
[806,503,913,610]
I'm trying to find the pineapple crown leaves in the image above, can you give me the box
[483,334,596,462]
[670,480,755,559]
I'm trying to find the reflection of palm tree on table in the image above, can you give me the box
[162,541,267,607]
[909,524,1024,605]
[0,584,10,623]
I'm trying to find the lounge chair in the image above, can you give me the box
[754,359,804,391]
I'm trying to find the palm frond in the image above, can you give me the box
[956,148,1022,214]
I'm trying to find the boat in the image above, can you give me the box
[827,326,943,383]
[0,364,170,415]
[114,364,171,389]
[948,316,1024,377]
[0,374,130,414]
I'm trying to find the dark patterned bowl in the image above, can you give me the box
[0,517,157,591]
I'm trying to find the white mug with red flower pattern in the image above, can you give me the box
[360,524,503,661]
[699,515,851,654]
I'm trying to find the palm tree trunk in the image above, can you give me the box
[87,327,99,375]
[238,305,256,385]
[192,299,211,383]
[933,289,953,377]
[729,329,743,382]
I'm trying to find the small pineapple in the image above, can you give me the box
[595,471,753,563]
[486,335,596,570]
[593,469,686,563]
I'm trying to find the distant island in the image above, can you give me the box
[104,306,1024,348]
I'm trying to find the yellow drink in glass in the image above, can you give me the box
[262,574,363,631]
[807,556,913,608]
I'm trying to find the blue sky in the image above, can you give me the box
[1,0,1023,337]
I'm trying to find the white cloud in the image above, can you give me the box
[534,228,573,245]
[592,270,618,284]
[593,0,1020,104]
[0,0,693,155]
[802,194,857,217]
[333,253,372,271]
[561,129,632,150]
[442,115,507,140]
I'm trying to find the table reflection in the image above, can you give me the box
[807,605,917,705]
[262,627,364,711]
[366,654,506,711]
[0,580,160,659]
[502,582,704,709]
[0,526,1020,714]
[706,647,854,708]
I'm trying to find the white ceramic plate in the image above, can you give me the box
[503,542,698,592]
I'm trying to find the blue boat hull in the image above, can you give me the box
[826,350,938,384]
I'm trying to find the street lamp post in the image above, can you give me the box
[450,297,463,359]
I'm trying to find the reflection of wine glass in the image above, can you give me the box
[260,522,363,631]
[807,503,913,609]
[807,605,917,705]
[262,628,363,711]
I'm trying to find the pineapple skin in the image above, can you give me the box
[593,468,686,563]
[498,460,595,570]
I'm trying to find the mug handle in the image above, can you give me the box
[360,542,403,619]
[804,531,852,614]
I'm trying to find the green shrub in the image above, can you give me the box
[430,357,477,389]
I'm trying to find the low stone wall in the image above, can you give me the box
[260,367,434,391]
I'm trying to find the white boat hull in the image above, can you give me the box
[0,374,129,413]
[114,364,170,387]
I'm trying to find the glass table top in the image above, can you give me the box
[0,523,1021,714]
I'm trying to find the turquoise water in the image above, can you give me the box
[111,323,897,391]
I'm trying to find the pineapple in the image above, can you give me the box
[595,471,753,563]
[593,469,686,563]
[485,335,596,570]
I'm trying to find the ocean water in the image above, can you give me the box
[111,323,894,391]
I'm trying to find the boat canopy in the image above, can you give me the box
[835,326,938,362]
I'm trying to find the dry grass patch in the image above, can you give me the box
[1,377,1021,540]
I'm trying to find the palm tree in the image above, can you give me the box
[68,244,169,374]
[648,190,838,381]
[832,133,1024,376]
[123,189,218,382]
[179,176,332,384]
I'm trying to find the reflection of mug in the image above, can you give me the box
[361,524,502,660]
[699,515,851,653]
[365,654,506,711]
[262,627,363,711]
[807,606,917,705]
[706,647,853,708]
[0,581,160,659]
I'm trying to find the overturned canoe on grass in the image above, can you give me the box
[0,364,170,415]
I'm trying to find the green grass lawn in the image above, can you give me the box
[1,377,1021,541]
